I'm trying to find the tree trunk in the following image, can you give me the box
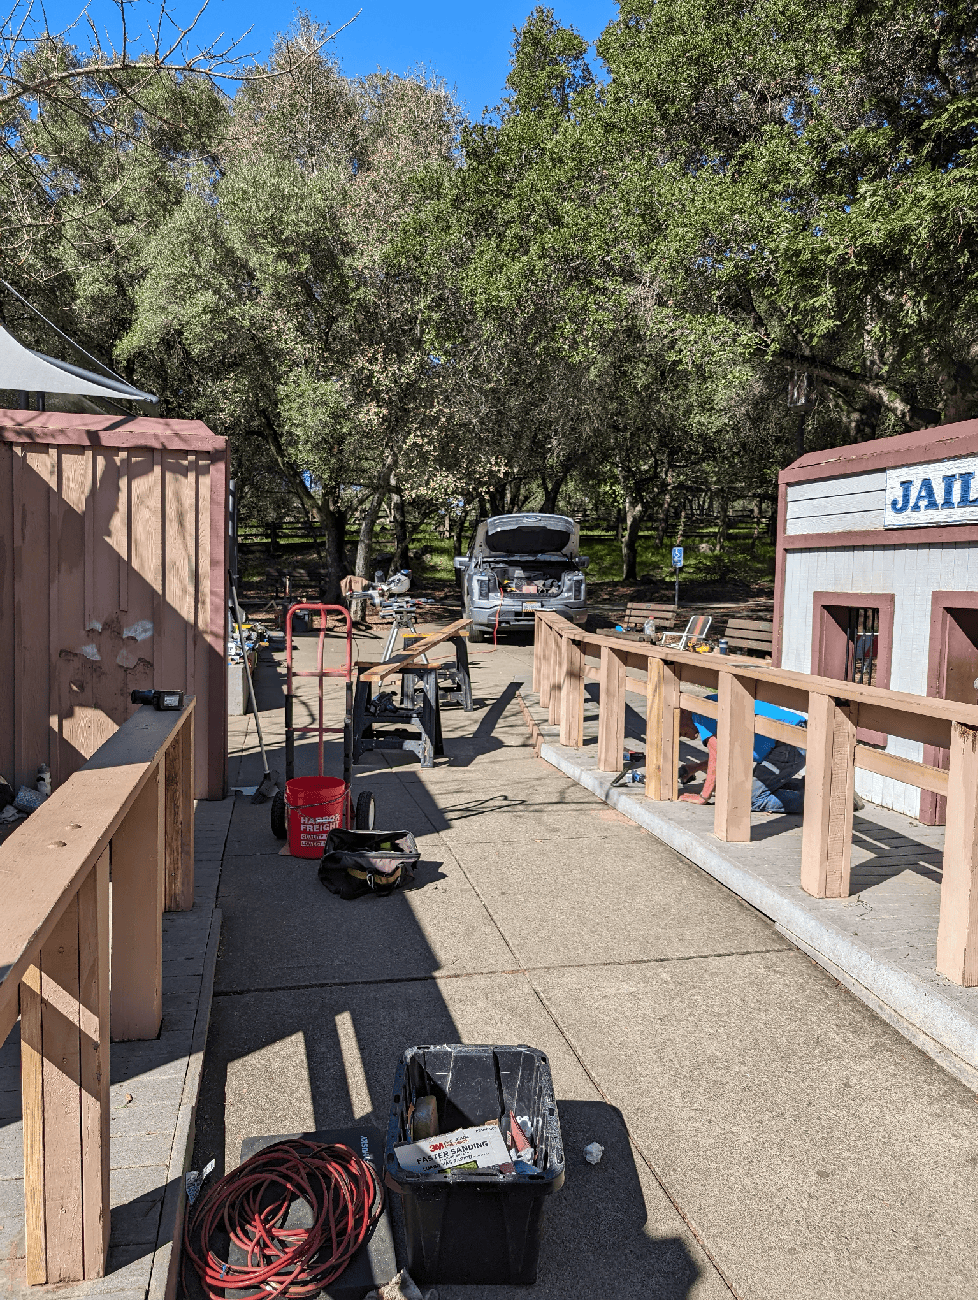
[654,469,674,547]
[390,488,409,574]
[621,493,644,582]
[750,499,761,555]
[540,469,568,514]
[355,486,388,579]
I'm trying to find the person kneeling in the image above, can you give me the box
[676,701,807,814]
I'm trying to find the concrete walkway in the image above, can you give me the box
[196,623,978,1300]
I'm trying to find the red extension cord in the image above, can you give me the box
[183,1138,385,1299]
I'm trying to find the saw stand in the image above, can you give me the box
[378,598,434,661]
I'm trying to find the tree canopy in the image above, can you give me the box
[3,0,977,584]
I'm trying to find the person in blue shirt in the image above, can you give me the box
[677,696,807,814]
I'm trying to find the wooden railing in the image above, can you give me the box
[533,612,978,988]
[0,700,195,1286]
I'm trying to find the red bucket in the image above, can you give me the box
[285,776,347,858]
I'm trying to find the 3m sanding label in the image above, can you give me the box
[394,1123,510,1172]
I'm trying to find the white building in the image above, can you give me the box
[776,419,978,823]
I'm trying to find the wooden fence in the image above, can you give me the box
[0,411,227,799]
[533,611,978,988]
[0,699,195,1285]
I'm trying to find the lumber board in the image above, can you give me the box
[583,664,600,681]
[559,633,585,747]
[726,618,774,632]
[41,897,84,1282]
[78,853,109,1277]
[21,963,45,1283]
[646,659,679,801]
[362,620,471,684]
[714,673,755,843]
[110,761,163,1041]
[597,645,627,771]
[0,702,192,1041]
[937,723,978,985]
[801,694,856,898]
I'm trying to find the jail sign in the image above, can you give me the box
[885,456,978,528]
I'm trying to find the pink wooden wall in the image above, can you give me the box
[0,412,227,799]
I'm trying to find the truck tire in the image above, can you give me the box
[469,627,484,643]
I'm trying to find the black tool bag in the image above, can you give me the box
[318,828,420,900]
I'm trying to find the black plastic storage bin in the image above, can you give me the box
[383,1044,564,1286]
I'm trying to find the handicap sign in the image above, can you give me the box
[672,546,684,569]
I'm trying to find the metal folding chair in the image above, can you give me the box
[659,614,712,650]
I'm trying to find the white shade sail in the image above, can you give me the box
[0,323,157,402]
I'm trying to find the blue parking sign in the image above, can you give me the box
[672,546,684,569]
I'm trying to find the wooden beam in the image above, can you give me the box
[801,693,856,898]
[78,853,109,1277]
[714,673,756,843]
[548,623,561,726]
[21,963,45,1284]
[163,711,195,912]
[538,619,553,709]
[854,745,948,796]
[597,645,627,772]
[937,722,978,985]
[559,633,585,748]
[360,619,472,684]
[646,658,680,800]
[110,762,163,1041]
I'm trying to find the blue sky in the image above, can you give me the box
[38,0,619,119]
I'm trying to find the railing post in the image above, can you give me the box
[532,614,542,694]
[646,657,680,799]
[548,626,562,725]
[20,851,109,1284]
[164,711,195,912]
[800,692,856,898]
[714,672,756,843]
[597,644,627,771]
[111,763,164,1040]
[538,619,553,709]
[937,721,978,985]
[559,633,585,747]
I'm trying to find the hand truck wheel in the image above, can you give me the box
[270,789,287,839]
[355,790,376,830]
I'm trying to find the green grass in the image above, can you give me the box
[238,522,777,591]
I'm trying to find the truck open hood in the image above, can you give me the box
[481,513,579,557]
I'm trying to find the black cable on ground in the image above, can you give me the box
[183,1138,385,1298]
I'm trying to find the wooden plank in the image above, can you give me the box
[110,760,163,1041]
[162,451,195,690]
[937,723,978,985]
[538,619,553,707]
[58,448,94,785]
[196,453,213,799]
[361,619,472,684]
[597,645,627,771]
[21,962,46,1284]
[548,622,561,725]
[164,725,183,912]
[0,444,15,789]
[78,853,109,1277]
[559,633,585,747]
[726,618,774,632]
[14,446,52,791]
[801,693,856,898]
[853,703,951,750]
[646,658,679,801]
[125,449,159,708]
[583,664,600,681]
[854,745,948,796]
[41,894,84,1282]
[677,661,720,691]
[714,673,756,843]
[624,674,647,695]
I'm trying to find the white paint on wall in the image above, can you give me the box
[785,471,886,535]
[782,539,978,816]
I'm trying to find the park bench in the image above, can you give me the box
[614,602,678,639]
[723,617,773,658]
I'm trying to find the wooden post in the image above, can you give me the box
[111,763,164,1040]
[937,722,978,985]
[597,645,627,772]
[538,620,553,709]
[646,657,680,799]
[800,692,856,898]
[532,614,541,694]
[714,672,756,843]
[164,714,195,912]
[20,854,109,1284]
[559,633,585,748]
[548,627,562,725]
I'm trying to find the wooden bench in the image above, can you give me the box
[616,602,678,638]
[724,617,773,658]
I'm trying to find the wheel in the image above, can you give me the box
[270,789,287,839]
[468,627,485,643]
[355,790,376,830]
